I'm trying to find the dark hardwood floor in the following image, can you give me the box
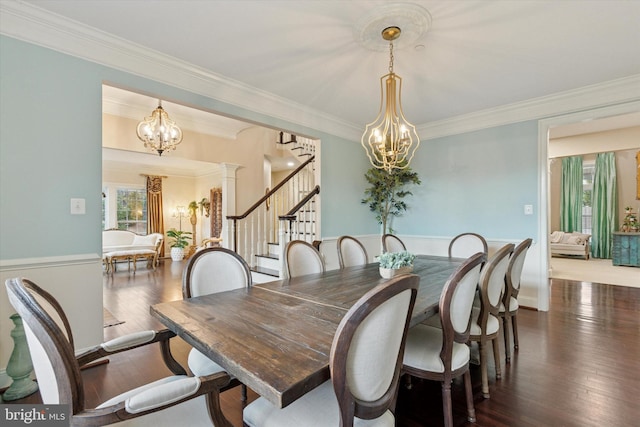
[6,259,640,426]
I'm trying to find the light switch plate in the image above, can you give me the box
[70,198,86,215]
[524,204,533,215]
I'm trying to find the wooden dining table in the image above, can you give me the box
[150,254,463,409]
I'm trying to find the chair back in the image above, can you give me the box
[448,232,488,258]
[382,234,406,253]
[477,243,514,322]
[436,253,486,370]
[504,238,532,305]
[5,278,84,411]
[330,274,419,425]
[337,235,368,268]
[284,240,325,278]
[183,247,252,298]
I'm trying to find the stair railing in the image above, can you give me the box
[227,155,316,266]
[278,185,321,272]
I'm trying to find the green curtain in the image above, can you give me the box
[560,156,583,232]
[591,152,617,259]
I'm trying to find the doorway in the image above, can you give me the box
[540,102,640,294]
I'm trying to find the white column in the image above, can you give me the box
[219,163,241,250]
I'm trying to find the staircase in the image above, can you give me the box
[227,133,320,280]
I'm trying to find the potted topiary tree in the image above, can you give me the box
[361,164,421,235]
[166,228,192,261]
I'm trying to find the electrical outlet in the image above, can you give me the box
[524,204,533,215]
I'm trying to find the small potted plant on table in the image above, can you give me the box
[378,251,416,279]
[166,228,192,261]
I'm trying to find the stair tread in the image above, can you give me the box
[251,266,280,277]
[256,253,279,260]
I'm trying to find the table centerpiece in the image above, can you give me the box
[378,250,416,278]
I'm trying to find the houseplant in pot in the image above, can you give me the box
[361,164,420,235]
[378,251,416,278]
[166,228,192,261]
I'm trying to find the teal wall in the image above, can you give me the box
[392,122,540,239]
[321,136,379,236]
[320,121,540,239]
[1,37,103,259]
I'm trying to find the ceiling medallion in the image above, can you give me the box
[353,2,432,52]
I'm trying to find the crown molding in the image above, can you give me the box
[2,1,639,143]
[417,74,640,140]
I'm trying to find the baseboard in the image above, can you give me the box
[518,295,538,310]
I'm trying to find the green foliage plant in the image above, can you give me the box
[361,165,421,235]
[188,201,199,217]
[166,228,192,248]
[378,251,416,269]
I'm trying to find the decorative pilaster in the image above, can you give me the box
[219,163,240,249]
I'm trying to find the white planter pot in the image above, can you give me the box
[170,247,185,261]
[379,265,413,279]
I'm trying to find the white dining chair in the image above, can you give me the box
[382,233,407,253]
[402,252,486,427]
[243,274,419,427]
[337,235,368,268]
[469,243,514,398]
[284,240,325,278]
[448,232,488,258]
[183,247,252,399]
[500,238,532,363]
[6,277,232,427]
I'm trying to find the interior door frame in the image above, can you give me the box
[537,100,640,311]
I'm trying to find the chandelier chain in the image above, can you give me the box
[388,41,394,74]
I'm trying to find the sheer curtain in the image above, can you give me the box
[560,156,583,232]
[591,152,617,259]
[147,176,165,257]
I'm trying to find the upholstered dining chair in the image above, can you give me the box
[243,274,419,427]
[382,233,407,253]
[500,238,533,363]
[284,240,325,278]
[448,232,488,258]
[469,243,514,398]
[5,277,232,427]
[183,247,252,399]
[402,252,486,427]
[337,235,368,268]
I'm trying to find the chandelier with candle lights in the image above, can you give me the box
[136,100,183,156]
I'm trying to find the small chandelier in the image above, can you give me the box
[136,100,183,156]
[361,26,420,172]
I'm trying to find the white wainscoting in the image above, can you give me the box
[0,254,103,388]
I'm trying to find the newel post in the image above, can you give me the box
[2,313,39,400]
